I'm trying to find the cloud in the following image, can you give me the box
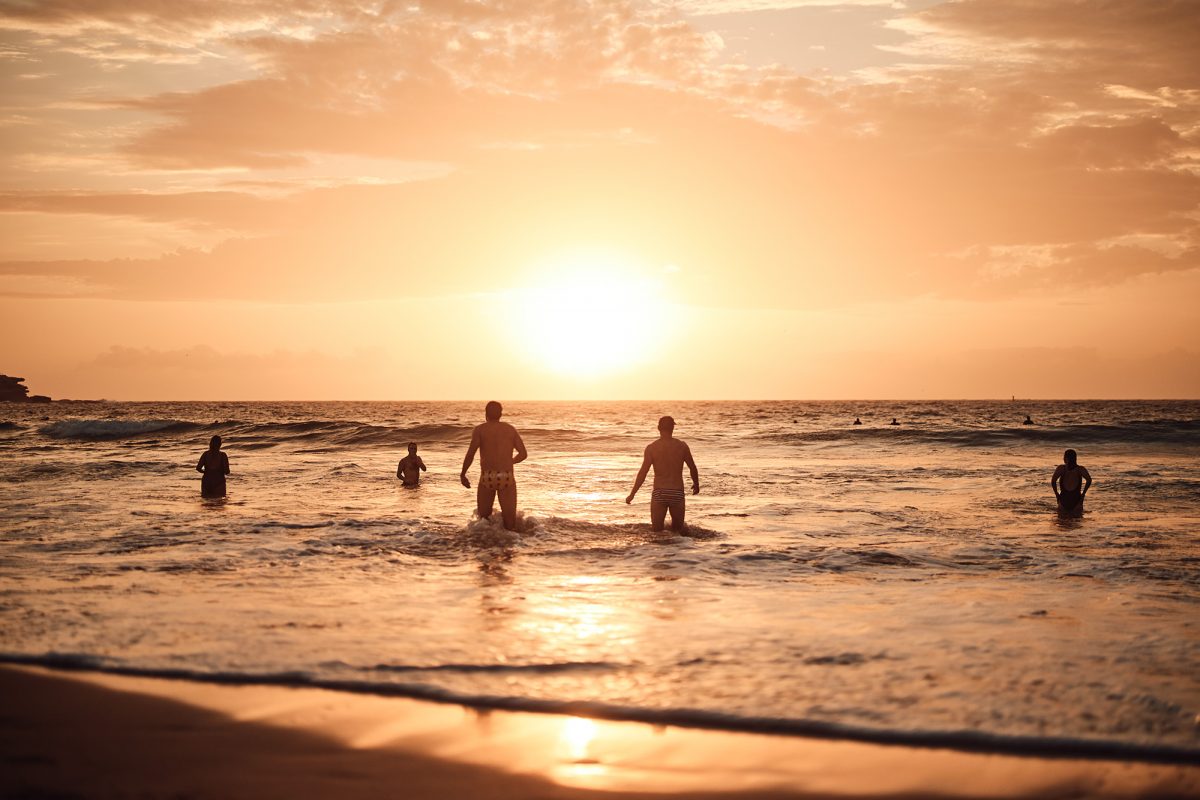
[0,0,1197,308]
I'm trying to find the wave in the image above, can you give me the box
[2,653,1197,765]
[31,417,616,448]
[39,418,202,439]
[31,414,1200,450]
[769,420,1200,448]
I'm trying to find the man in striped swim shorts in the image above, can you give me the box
[625,415,700,532]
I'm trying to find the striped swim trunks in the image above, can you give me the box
[651,487,686,504]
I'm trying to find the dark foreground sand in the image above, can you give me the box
[1,666,1196,799]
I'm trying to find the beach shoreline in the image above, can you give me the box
[3,665,1197,799]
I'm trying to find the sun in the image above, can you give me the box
[515,251,674,378]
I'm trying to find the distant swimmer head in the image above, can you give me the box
[1064,448,1077,467]
[209,435,222,450]
[485,400,502,421]
[658,415,675,435]
[1024,415,1034,425]
[853,417,862,425]
[407,442,417,454]
[891,418,899,425]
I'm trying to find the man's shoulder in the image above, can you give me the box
[479,420,518,436]
[1052,464,1065,475]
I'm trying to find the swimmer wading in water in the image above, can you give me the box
[461,401,527,531]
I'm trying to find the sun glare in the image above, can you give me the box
[516,252,673,378]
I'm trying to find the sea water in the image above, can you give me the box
[1,400,1198,758]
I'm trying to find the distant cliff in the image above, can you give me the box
[0,375,51,403]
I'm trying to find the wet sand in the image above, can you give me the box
[2,665,1196,799]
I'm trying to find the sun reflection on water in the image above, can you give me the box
[561,716,598,762]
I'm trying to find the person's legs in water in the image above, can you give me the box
[667,497,686,531]
[498,483,518,531]
[477,485,496,520]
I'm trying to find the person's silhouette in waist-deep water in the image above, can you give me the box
[196,435,230,498]
[626,415,700,533]
[397,442,427,487]
[890,418,900,426]
[853,417,862,425]
[461,401,527,531]
[1051,448,1091,517]
[1023,415,1035,425]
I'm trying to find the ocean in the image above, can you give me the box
[2,400,1198,760]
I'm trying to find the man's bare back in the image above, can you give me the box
[643,437,692,491]
[461,402,527,531]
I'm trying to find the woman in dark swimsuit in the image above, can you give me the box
[1051,448,1091,516]
[196,435,230,498]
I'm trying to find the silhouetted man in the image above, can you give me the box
[196,435,230,498]
[461,401,527,530]
[1052,448,1092,516]
[626,416,700,532]
[396,443,427,487]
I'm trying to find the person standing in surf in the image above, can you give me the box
[196,435,230,498]
[461,401,527,531]
[626,416,700,532]
[1051,448,1092,516]
[396,443,427,487]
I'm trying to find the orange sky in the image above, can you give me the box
[1,0,1197,399]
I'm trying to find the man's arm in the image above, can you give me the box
[196,454,206,473]
[418,457,427,473]
[684,444,700,495]
[1050,466,1062,499]
[1081,467,1092,496]
[461,428,480,488]
[221,452,230,475]
[626,447,653,504]
[396,458,405,479]
[511,430,527,465]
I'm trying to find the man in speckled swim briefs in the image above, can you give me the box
[461,401,528,531]
[626,415,700,532]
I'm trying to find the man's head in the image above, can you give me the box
[658,415,675,436]
[1064,448,1077,467]
[485,401,502,421]
[407,442,417,454]
[209,435,222,450]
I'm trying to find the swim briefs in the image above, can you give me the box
[479,470,515,491]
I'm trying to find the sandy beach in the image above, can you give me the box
[2,665,1196,800]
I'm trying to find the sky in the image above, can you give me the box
[0,0,1197,400]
